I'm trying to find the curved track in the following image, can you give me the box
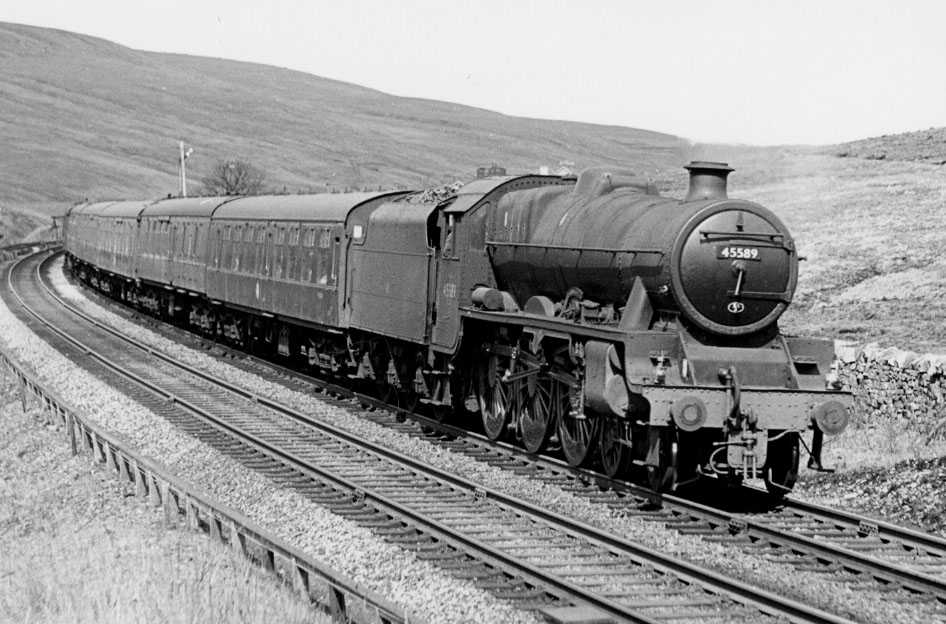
[5,250,867,624]
[60,252,946,608]
[13,250,946,621]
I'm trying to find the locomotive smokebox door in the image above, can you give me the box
[672,204,797,337]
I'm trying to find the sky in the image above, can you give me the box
[4,0,945,145]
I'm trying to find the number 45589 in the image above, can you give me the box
[717,246,760,261]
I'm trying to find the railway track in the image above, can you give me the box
[58,253,946,611]
[2,254,865,622]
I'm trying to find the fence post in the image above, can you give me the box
[19,378,28,412]
[67,413,77,456]
[134,461,146,497]
[162,482,177,526]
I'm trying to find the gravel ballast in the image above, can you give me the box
[43,259,946,623]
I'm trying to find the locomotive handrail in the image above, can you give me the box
[486,239,665,255]
[698,230,790,247]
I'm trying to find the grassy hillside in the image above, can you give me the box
[831,127,946,165]
[0,22,686,210]
[728,148,946,352]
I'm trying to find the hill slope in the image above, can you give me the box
[831,127,946,165]
[0,22,686,207]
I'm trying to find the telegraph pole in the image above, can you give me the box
[179,141,194,197]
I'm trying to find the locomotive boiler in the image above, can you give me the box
[62,160,850,497]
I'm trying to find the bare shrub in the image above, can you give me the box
[201,159,265,195]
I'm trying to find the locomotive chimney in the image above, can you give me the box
[684,161,733,202]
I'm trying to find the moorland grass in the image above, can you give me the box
[0,379,328,624]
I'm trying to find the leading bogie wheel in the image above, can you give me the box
[598,417,633,478]
[646,428,678,492]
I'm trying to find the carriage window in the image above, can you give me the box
[273,240,286,279]
[306,244,317,283]
[233,227,242,271]
[274,227,285,279]
[185,224,194,258]
[263,229,271,276]
[221,228,230,270]
[303,227,316,247]
[255,230,265,276]
[289,243,301,281]
[196,224,205,257]
[330,236,339,285]
[316,227,332,285]
[244,230,255,273]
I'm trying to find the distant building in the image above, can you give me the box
[476,164,507,178]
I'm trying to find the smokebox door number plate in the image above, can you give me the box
[717,246,760,261]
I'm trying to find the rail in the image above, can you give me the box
[0,345,419,624]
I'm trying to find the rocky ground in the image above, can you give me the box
[796,456,946,537]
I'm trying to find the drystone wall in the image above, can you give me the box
[836,341,946,440]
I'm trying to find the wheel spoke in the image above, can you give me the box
[558,389,597,468]
[478,352,510,441]
[521,374,555,454]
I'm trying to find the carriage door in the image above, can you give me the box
[432,211,462,351]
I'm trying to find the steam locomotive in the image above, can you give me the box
[63,161,851,495]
